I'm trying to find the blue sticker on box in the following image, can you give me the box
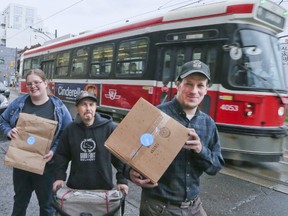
[140,133,154,147]
[27,136,36,145]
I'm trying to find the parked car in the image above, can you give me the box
[0,94,9,114]
[0,81,10,98]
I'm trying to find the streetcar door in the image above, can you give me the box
[42,60,55,95]
[157,47,185,104]
[42,61,54,80]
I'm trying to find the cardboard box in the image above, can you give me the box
[105,98,189,183]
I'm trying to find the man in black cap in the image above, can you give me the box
[53,91,128,195]
[127,60,224,216]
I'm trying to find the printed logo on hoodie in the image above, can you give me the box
[80,138,96,161]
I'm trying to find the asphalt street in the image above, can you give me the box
[1,136,288,216]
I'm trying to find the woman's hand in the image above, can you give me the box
[7,128,18,139]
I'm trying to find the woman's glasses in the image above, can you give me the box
[26,81,43,88]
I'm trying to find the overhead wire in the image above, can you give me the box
[161,0,205,10]
[6,0,274,41]
[8,0,203,40]
[6,0,212,41]
[88,0,204,31]
[6,0,84,40]
[279,0,288,4]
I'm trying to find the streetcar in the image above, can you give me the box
[19,0,288,162]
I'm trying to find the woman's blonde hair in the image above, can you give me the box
[25,69,47,81]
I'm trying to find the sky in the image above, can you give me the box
[2,0,183,38]
[2,0,288,38]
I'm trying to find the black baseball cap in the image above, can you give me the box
[176,60,211,81]
[75,91,97,105]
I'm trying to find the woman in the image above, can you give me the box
[0,69,72,216]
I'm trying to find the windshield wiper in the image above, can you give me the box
[237,64,287,98]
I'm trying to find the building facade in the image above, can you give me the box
[0,3,50,49]
[0,46,17,86]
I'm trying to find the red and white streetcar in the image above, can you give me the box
[19,0,288,162]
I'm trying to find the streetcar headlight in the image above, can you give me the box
[246,110,253,116]
[278,106,285,116]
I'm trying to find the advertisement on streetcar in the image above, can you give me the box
[55,83,99,103]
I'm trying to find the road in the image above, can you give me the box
[2,137,288,216]
[1,88,288,215]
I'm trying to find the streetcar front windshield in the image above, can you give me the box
[229,30,286,90]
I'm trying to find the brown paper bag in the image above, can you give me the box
[4,113,58,175]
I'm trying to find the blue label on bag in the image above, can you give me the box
[140,133,154,147]
[27,136,36,145]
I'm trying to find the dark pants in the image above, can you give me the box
[140,192,207,216]
[11,166,55,216]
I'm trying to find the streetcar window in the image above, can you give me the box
[71,47,89,77]
[23,59,31,70]
[23,58,31,77]
[175,49,185,79]
[229,30,285,90]
[22,57,41,77]
[55,51,70,77]
[116,38,148,76]
[192,48,202,60]
[162,51,172,82]
[206,48,217,81]
[43,53,56,61]
[31,57,41,69]
[90,44,113,77]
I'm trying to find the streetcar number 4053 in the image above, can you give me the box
[220,104,239,111]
